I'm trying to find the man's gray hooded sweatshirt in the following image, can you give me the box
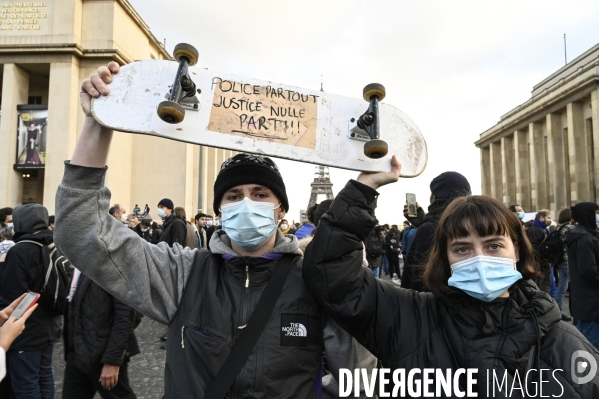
[55,162,375,399]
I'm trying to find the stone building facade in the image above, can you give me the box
[0,0,232,217]
[475,43,599,215]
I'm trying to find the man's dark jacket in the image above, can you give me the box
[159,213,187,247]
[0,229,61,351]
[64,273,140,373]
[303,180,599,398]
[566,203,599,322]
[133,223,151,242]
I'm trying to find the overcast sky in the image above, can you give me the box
[129,0,599,225]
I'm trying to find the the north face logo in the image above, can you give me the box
[282,323,307,337]
[280,314,308,347]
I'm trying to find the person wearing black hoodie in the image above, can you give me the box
[156,198,187,248]
[0,204,59,399]
[566,201,599,349]
[400,171,471,291]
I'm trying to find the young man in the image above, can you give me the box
[194,213,208,249]
[526,209,553,294]
[54,62,374,398]
[157,199,187,248]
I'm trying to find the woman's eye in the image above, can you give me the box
[456,247,469,254]
[489,244,501,250]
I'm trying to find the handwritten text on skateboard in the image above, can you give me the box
[208,78,319,149]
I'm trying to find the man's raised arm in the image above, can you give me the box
[54,63,197,324]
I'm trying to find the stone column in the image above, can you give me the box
[44,57,80,213]
[0,64,29,206]
[489,141,503,201]
[480,146,491,195]
[501,134,516,205]
[567,101,591,204]
[206,147,218,215]
[529,121,548,210]
[547,113,567,210]
[514,129,531,211]
[591,90,599,201]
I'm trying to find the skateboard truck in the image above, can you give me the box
[355,83,388,159]
[157,43,200,124]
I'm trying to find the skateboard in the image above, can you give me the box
[92,43,428,175]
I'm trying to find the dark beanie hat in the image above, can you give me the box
[430,172,471,200]
[213,154,289,215]
[157,198,174,210]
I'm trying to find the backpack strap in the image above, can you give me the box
[14,240,57,298]
[202,255,294,399]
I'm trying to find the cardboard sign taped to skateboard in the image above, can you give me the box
[209,78,319,150]
[91,45,427,175]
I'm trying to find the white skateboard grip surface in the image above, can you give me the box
[92,60,427,175]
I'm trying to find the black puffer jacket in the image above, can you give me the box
[0,229,61,351]
[304,180,599,398]
[64,273,140,373]
[160,213,187,247]
[566,225,599,322]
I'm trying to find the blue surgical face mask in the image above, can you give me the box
[157,209,167,219]
[206,220,213,227]
[447,255,522,302]
[517,211,525,220]
[220,198,279,252]
[595,216,599,229]
[6,223,13,228]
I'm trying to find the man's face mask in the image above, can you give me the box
[220,197,280,252]
[206,220,213,227]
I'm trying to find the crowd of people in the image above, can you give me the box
[0,61,599,399]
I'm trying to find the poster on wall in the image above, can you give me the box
[15,105,48,169]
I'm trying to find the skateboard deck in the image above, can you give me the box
[92,60,428,175]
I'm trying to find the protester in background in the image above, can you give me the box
[157,199,186,248]
[0,226,15,261]
[509,204,526,224]
[0,204,61,399]
[289,222,298,235]
[295,206,317,239]
[108,204,127,224]
[526,209,553,294]
[194,213,208,250]
[174,207,195,249]
[0,208,12,229]
[134,219,152,242]
[384,225,401,281]
[205,215,216,250]
[127,216,138,230]
[554,208,575,321]
[0,294,38,383]
[401,172,471,291]
[48,216,55,231]
[400,220,416,257]
[278,219,291,234]
[566,202,599,348]
[365,225,385,278]
[62,269,140,398]
[303,160,599,396]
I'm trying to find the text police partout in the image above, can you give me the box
[338,368,565,397]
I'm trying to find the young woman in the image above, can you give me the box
[303,160,599,397]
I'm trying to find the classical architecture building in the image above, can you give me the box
[0,0,231,217]
[475,43,599,215]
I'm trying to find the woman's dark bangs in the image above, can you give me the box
[445,200,509,241]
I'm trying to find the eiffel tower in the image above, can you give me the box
[307,165,334,210]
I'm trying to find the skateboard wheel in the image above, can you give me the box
[173,43,199,66]
[363,83,386,102]
[157,100,185,124]
[364,139,388,159]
